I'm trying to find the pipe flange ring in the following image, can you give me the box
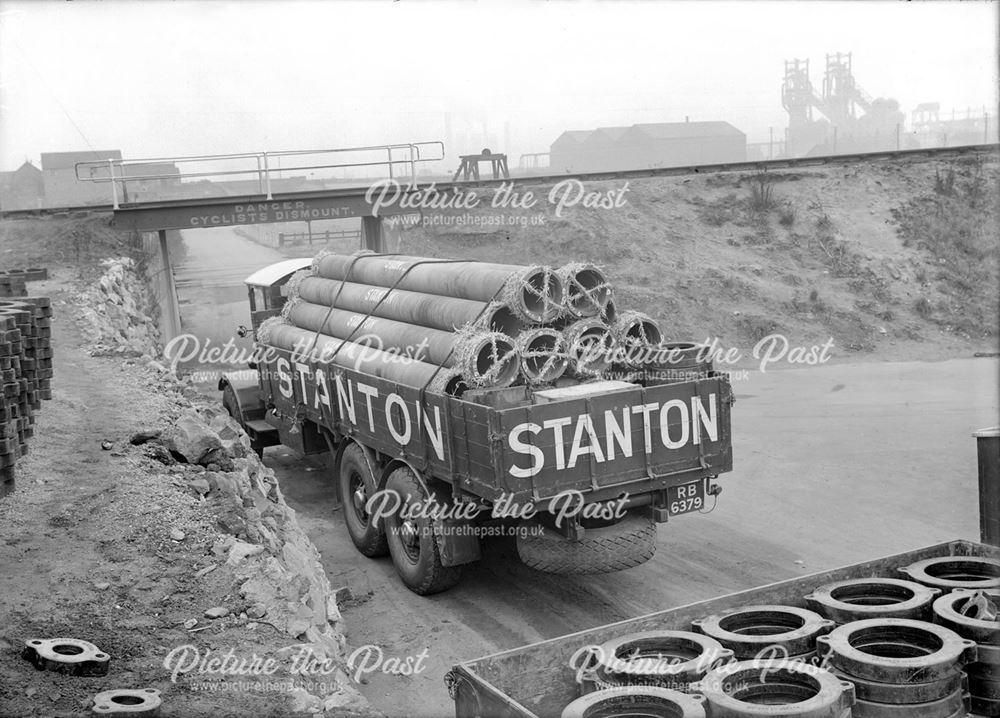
[969,673,1000,699]
[831,667,967,704]
[593,630,733,686]
[851,688,969,718]
[561,686,707,718]
[815,618,978,683]
[978,643,1000,666]
[22,638,111,676]
[931,588,999,645]
[805,578,941,624]
[695,660,855,718]
[968,660,1000,681]
[971,694,1000,717]
[899,556,1000,591]
[692,605,836,658]
[92,688,162,716]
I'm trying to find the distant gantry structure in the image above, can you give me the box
[781,51,993,158]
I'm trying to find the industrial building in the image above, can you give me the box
[550,121,747,174]
[0,161,44,210]
[40,150,124,207]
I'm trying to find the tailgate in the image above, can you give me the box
[497,375,733,500]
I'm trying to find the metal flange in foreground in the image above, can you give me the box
[22,637,111,676]
[850,688,970,718]
[560,686,707,718]
[92,688,162,716]
[830,667,967,704]
[590,630,734,689]
[931,588,1000,645]
[899,556,1000,591]
[692,604,836,658]
[815,618,978,684]
[805,578,941,624]
[694,659,855,718]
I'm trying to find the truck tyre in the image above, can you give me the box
[339,443,388,558]
[383,466,462,595]
[516,512,656,575]
[221,384,263,457]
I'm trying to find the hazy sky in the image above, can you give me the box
[0,0,997,171]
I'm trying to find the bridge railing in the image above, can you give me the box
[73,141,446,209]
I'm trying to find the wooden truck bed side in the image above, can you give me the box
[447,539,1000,718]
[259,347,733,503]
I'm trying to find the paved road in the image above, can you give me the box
[271,357,998,717]
[171,227,285,373]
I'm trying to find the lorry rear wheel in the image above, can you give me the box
[384,466,462,595]
[339,443,388,558]
[516,511,656,574]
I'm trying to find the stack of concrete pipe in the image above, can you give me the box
[258,251,679,394]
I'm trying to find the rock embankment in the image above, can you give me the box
[81,256,367,713]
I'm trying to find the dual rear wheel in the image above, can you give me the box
[338,443,462,595]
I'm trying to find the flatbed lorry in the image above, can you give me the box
[220,258,734,594]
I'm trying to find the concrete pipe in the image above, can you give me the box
[264,322,445,389]
[516,328,569,385]
[613,310,664,360]
[294,276,522,335]
[427,367,471,398]
[286,300,463,368]
[558,263,612,319]
[311,253,564,323]
[453,329,520,388]
[284,302,520,388]
[564,318,615,377]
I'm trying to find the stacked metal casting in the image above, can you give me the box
[0,294,54,498]
[578,630,733,694]
[693,605,836,662]
[816,618,977,718]
[261,252,692,394]
[805,578,942,623]
[932,589,1000,716]
[561,686,708,718]
[557,556,999,718]
[696,660,855,718]
[900,556,1000,717]
[805,556,1000,718]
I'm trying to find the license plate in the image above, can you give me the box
[667,480,705,515]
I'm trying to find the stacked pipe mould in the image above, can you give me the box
[0,292,54,498]
[259,251,709,397]
[552,556,999,718]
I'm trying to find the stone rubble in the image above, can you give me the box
[78,257,369,714]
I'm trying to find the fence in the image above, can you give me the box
[278,229,361,248]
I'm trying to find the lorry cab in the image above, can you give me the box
[218,258,313,456]
[242,257,312,335]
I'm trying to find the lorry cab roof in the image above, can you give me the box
[244,258,312,288]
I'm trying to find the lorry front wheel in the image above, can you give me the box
[221,384,263,458]
[339,443,389,557]
[384,466,462,595]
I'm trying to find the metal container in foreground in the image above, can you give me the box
[976,427,1000,548]
[446,540,1000,718]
